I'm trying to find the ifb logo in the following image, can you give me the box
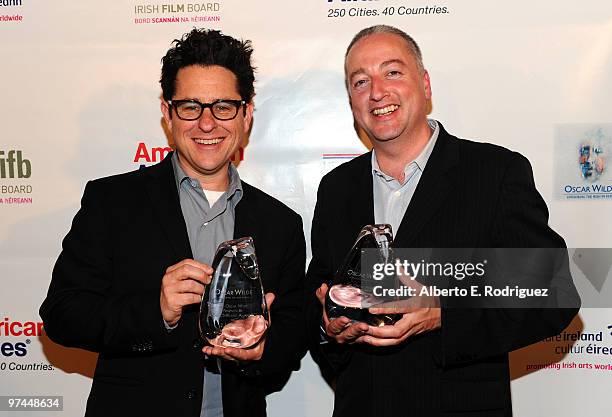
[0,150,31,178]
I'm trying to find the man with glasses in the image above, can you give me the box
[41,29,306,417]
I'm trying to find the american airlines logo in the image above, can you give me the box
[0,317,44,357]
[133,142,244,169]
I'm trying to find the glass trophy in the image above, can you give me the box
[199,237,269,348]
[325,224,400,326]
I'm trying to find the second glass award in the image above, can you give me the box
[199,237,269,348]
[325,224,400,326]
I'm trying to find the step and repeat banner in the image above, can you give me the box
[1,0,611,416]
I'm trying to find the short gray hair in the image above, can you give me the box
[345,25,425,73]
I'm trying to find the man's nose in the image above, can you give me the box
[198,108,217,131]
[369,77,388,101]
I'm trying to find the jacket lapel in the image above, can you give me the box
[394,124,459,246]
[348,153,376,232]
[144,153,193,259]
[234,182,257,240]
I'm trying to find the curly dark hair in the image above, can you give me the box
[160,28,255,102]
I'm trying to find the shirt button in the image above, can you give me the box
[187,389,197,399]
[394,191,401,197]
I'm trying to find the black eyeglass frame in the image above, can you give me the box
[168,99,247,121]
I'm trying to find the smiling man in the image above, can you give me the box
[41,29,306,417]
[307,25,579,417]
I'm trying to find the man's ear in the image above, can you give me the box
[422,70,432,100]
[243,102,254,133]
[161,100,172,130]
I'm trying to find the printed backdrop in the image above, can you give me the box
[1,0,611,416]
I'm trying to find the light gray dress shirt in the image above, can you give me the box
[171,152,243,417]
[372,119,439,235]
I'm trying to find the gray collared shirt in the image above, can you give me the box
[372,119,439,235]
[171,152,243,417]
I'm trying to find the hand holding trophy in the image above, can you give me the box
[199,237,269,351]
[325,224,400,327]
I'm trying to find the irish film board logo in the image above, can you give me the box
[132,2,221,25]
[0,149,33,206]
[555,124,612,200]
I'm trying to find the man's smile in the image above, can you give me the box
[372,104,399,116]
[193,137,224,145]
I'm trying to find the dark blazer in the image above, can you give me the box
[40,153,307,417]
[306,123,579,417]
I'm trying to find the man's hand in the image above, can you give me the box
[355,267,441,346]
[160,259,213,327]
[356,304,441,346]
[316,283,369,344]
[202,293,275,362]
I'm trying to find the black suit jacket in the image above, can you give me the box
[40,154,306,417]
[306,123,579,417]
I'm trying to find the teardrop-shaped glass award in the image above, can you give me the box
[199,237,269,348]
[325,224,400,326]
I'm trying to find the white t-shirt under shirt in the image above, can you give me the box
[203,189,225,207]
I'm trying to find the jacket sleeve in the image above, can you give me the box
[305,176,354,377]
[438,152,580,366]
[40,180,179,354]
[227,212,308,393]
[256,215,308,378]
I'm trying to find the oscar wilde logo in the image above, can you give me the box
[0,150,31,179]
[579,142,605,182]
[555,124,612,200]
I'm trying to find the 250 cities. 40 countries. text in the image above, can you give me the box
[327,5,449,19]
